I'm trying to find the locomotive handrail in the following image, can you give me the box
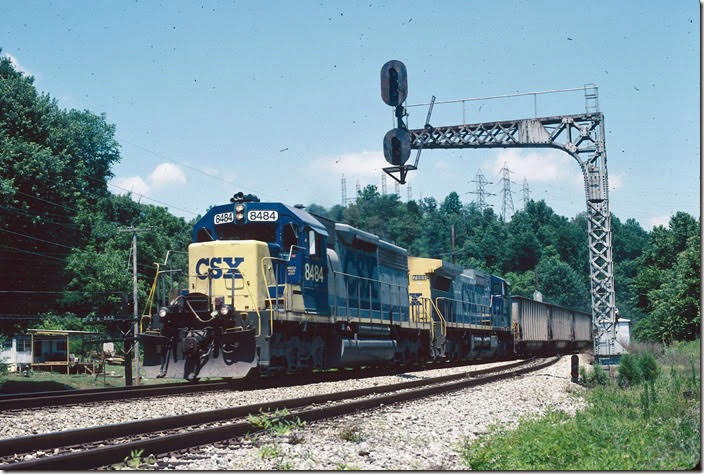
[331,270,407,325]
[223,267,262,338]
[140,263,161,332]
[409,296,435,336]
[260,245,306,336]
[421,297,435,339]
[427,297,447,337]
[434,296,493,327]
[260,256,286,337]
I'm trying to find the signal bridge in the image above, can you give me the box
[380,60,618,364]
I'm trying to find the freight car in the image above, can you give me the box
[511,296,592,355]
[139,193,591,380]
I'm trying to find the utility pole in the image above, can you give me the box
[468,169,495,212]
[381,172,387,195]
[355,180,361,196]
[451,224,456,264]
[118,226,151,386]
[522,178,530,209]
[499,162,515,221]
[394,181,400,197]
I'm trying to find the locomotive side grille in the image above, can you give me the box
[378,246,408,271]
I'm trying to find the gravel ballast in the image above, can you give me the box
[157,354,589,470]
[0,359,526,440]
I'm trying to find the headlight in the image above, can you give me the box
[236,212,244,220]
[220,305,232,316]
[235,204,244,213]
[158,307,168,318]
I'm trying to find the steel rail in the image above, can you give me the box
[0,379,214,401]
[0,359,530,457]
[0,357,558,470]
[0,380,232,411]
[0,356,519,410]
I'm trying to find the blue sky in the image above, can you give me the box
[2,1,699,228]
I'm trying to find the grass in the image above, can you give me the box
[109,448,157,470]
[338,424,364,443]
[457,339,700,470]
[0,363,189,393]
[246,408,306,436]
[258,444,282,460]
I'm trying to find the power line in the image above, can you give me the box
[105,180,199,216]
[0,290,127,294]
[0,228,76,249]
[121,138,272,201]
[0,244,67,261]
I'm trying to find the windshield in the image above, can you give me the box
[215,223,277,242]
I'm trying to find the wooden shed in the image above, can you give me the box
[26,329,99,374]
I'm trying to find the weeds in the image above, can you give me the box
[458,340,701,470]
[246,408,305,436]
[109,449,156,470]
[580,362,609,387]
[335,462,360,470]
[258,445,282,460]
[338,424,363,443]
[276,460,294,470]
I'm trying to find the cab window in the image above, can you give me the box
[307,229,324,259]
[216,223,277,242]
[282,223,298,252]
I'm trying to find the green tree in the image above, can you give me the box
[0,50,120,318]
[536,255,590,311]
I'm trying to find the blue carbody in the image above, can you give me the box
[191,201,409,321]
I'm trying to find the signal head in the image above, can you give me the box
[380,60,408,106]
[383,128,411,166]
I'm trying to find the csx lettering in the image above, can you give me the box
[196,257,244,280]
[304,263,324,282]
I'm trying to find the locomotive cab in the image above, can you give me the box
[140,194,329,380]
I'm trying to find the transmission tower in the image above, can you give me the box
[341,174,347,206]
[381,172,387,195]
[468,169,495,212]
[499,162,515,221]
[394,181,400,196]
[355,180,361,196]
[407,184,412,202]
[522,178,530,209]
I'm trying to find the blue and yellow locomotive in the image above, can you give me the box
[140,193,586,380]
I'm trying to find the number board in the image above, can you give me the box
[247,210,278,222]
[213,212,234,225]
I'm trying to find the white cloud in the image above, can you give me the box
[487,148,580,183]
[148,162,187,189]
[3,52,33,77]
[435,159,450,171]
[308,150,385,179]
[112,176,150,196]
[608,174,623,191]
[649,215,670,229]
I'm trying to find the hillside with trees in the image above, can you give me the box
[0,50,699,345]
[308,185,700,344]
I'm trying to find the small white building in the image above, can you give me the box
[1,335,32,372]
[615,318,631,354]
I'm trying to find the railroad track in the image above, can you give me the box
[0,357,519,411]
[0,357,558,471]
